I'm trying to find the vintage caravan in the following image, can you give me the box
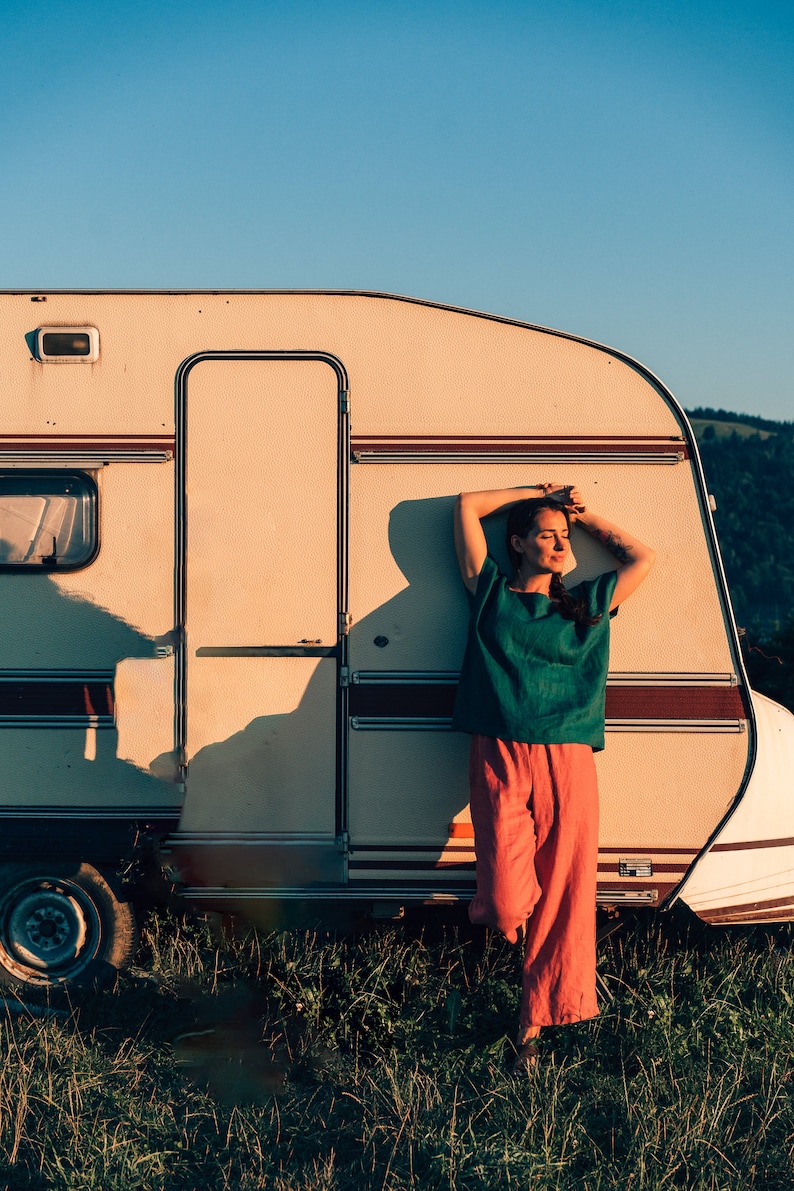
[0,289,791,991]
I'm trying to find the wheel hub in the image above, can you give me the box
[6,885,90,972]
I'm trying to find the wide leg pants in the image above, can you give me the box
[467,735,599,1029]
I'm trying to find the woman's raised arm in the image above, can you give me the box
[454,487,544,593]
[576,510,656,609]
[555,485,655,609]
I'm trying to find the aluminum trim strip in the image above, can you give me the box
[0,670,115,682]
[607,719,745,732]
[0,715,114,728]
[168,832,339,845]
[351,716,745,732]
[0,806,183,818]
[353,451,684,465]
[180,885,473,901]
[0,451,172,464]
[352,671,739,687]
[195,646,338,658]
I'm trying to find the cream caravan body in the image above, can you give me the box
[0,290,789,988]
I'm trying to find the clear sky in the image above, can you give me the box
[0,0,791,419]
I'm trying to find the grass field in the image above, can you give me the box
[1,903,793,1190]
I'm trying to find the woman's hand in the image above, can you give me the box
[541,483,655,606]
[540,482,587,521]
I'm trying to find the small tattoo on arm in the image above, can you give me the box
[593,529,632,564]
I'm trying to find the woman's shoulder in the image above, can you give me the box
[568,569,618,611]
[468,553,508,603]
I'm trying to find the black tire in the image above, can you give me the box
[0,862,138,993]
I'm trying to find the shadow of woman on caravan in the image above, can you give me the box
[0,567,179,854]
[345,492,598,887]
[176,492,545,908]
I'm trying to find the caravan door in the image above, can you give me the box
[173,352,349,899]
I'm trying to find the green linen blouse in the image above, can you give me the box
[451,555,618,750]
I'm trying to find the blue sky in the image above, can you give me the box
[1,0,791,419]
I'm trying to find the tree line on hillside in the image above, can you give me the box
[685,411,794,712]
[687,406,794,437]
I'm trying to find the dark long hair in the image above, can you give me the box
[505,498,601,627]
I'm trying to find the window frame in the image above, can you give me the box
[0,470,100,573]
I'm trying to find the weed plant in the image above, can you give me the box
[0,904,793,1190]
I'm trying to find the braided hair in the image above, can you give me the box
[505,498,602,627]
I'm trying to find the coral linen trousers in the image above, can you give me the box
[467,735,599,1029]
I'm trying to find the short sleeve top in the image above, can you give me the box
[451,555,618,750]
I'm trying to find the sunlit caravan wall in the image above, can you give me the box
[0,290,786,991]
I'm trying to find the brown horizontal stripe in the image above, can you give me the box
[352,440,688,458]
[0,441,174,452]
[450,825,699,867]
[349,684,747,720]
[0,682,113,716]
[0,434,175,441]
[607,687,747,718]
[700,893,794,920]
[348,860,476,871]
[352,435,686,442]
[357,843,476,852]
[711,837,794,852]
[702,907,794,925]
[597,846,698,855]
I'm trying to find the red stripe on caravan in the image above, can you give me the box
[0,439,175,452]
[698,893,794,922]
[597,846,699,856]
[0,434,176,441]
[451,825,696,859]
[352,434,686,442]
[710,837,794,852]
[351,437,689,458]
[350,685,747,720]
[606,687,747,719]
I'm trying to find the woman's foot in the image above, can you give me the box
[511,1026,541,1074]
[511,1039,540,1074]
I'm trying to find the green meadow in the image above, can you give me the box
[1,904,793,1190]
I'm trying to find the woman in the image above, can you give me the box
[452,482,655,1070]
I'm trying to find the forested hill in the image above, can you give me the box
[685,408,794,710]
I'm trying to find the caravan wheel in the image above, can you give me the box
[0,863,137,993]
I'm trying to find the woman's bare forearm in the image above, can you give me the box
[574,509,656,607]
[573,509,657,564]
[457,486,546,519]
[454,486,545,591]
[574,510,655,568]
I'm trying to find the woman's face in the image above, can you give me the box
[512,508,570,575]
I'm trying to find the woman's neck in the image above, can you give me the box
[510,570,553,595]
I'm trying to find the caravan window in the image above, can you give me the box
[0,473,98,570]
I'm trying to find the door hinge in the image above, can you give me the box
[340,390,350,414]
[339,611,353,636]
[339,666,350,687]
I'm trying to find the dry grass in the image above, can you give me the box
[0,904,793,1189]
